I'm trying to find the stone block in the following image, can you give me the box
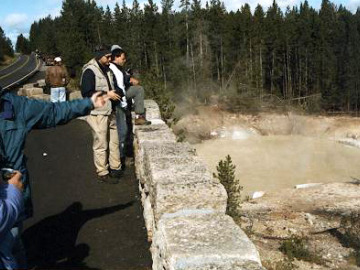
[142,141,196,158]
[144,99,161,120]
[153,212,262,270]
[23,83,35,89]
[69,90,82,101]
[16,88,25,96]
[152,181,227,223]
[23,87,44,96]
[145,155,213,186]
[136,142,196,180]
[28,94,51,101]
[135,125,176,144]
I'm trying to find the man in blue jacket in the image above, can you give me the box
[0,86,106,268]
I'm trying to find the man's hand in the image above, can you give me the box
[107,90,121,101]
[8,171,23,191]
[130,77,139,86]
[90,92,109,108]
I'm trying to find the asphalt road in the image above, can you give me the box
[0,54,38,89]
[23,120,152,270]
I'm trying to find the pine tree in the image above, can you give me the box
[15,34,31,54]
[317,0,338,110]
[0,27,14,61]
[129,0,143,69]
[264,0,285,96]
[213,155,243,217]
[253,5,265,98]
[57,0,91,73]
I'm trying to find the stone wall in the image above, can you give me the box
[134,100,265,270]
[16,79,83,101]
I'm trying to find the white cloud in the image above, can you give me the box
[348,0,360,11]
[223,0,304,12]
[96,0,119,7]
[34,7,62,21]
[3,13,28,29]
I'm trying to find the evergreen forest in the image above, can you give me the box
[0,26,14,62]
[14,0,360,114]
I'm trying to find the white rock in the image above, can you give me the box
[295,183,322,189]
[252,191,265,199]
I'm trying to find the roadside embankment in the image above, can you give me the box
[134,100,265,270]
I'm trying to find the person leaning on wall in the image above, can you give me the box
[110,45,151,126]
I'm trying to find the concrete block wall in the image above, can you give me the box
[134,100,265,270]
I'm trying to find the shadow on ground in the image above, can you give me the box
[23,201,133,269]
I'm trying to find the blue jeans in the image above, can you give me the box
[115,106,128,158]
[50,87,66,102]
[0,224,26,270]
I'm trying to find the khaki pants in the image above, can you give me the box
[86,113,120,176]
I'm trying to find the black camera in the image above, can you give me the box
[1,168,16,181]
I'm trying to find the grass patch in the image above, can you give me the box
[0,55,16,68]
[279,235,324,265]
[262,258,298,270]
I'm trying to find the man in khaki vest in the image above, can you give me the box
[81,45,122,184]
[45,57,69,102]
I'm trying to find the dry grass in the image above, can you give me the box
[0,55,16,67]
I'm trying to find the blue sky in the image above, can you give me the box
[0,0,359,46]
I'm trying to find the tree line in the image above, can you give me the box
[18,0,360,113]
[0,27,14,62]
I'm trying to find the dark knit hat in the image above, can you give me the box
[94,44,111,59]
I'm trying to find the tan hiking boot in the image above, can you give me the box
[135,115,151,125]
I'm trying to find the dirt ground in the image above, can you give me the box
[239,182,360,269]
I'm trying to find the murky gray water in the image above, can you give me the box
[195,135,360,195]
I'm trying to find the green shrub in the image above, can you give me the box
[262,258,298,270]
[213,155,243,217]
[279,235,324,265]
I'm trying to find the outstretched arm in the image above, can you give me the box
[23,96,94,129]
[4,92,105,130]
